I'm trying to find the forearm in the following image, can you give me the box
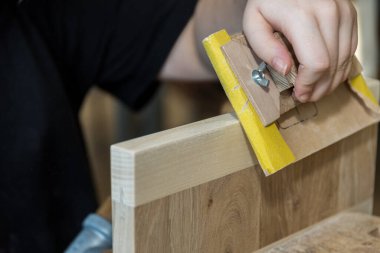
[162,0,357,103]
[194,0,247,70]
[160,0,247,81]
[159,17,216,81]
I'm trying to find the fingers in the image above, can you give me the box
[243,0,358,103]
[282,8,331,102]
[243,6,292,75]
[328,1,358,95]
[309,0,340,101]
[343,4,359,84]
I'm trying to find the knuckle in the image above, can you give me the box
[333,79,342,90]
[347,3,358,20]
[342,67,351,82]
[310,81,331,101]
[338,55,351,70]
[320,0,339,17]
[308,58,330,73]
[341,73,349,84]
[293,9,312,24]
[339,1,357,21]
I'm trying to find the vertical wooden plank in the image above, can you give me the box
[222,40,281,126]
[112,201,135,253]
[135,199,171,253]
[133,167,262,252]
[112,115,379,252]
[338,126,377,209]
[259,140,342,247]
[190,167,261,253]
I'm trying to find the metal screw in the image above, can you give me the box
[252,62,270,87]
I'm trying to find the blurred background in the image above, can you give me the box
[79,0,380,211]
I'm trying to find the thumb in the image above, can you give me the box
[243,14,292,75]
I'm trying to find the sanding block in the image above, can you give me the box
[203,30,380,175]
[223,33,299,126]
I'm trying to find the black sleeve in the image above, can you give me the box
[22,0,197,110]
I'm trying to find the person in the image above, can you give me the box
[0,0,357,252]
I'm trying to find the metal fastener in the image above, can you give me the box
[252,62,270,87]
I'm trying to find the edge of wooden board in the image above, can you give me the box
[111,77,379,207]
[111,113,259,207]
[253,198,374,253]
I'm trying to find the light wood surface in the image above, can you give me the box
[112,78,380,252]
[112,124,378,252]
[222,37,282,126]
[222,33,364,126]
[111,81,379,207]
[111,113,258,207]
[255,212,380,252]
[279,83,379,162]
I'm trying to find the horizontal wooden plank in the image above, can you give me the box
[112,78,380,207]
[111,114,258,207]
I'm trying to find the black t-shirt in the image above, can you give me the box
[0,0,196,252]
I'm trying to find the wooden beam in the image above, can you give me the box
[112,78,380,207]
[111,113,258,207]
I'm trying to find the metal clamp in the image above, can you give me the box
[252,62,270,87]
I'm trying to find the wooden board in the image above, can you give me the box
[111,114,257,207]
[255,212,380,252]
[112,123,378,252]
[112,81,379,207]
[221,37,283,126]
[221,33,364,126]
[112,78,380,252]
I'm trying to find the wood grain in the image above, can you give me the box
[255,212,380,252]
[111,114,258,207]
[113,125,378,252]
[134,168,261,253]
[223,33,298,125]
[222,39,282,126]
[113,201,135,253]
[258,141,341,246]
[338,125,377,209]
[280,84,380,162]
[267,33,297,92]
[222,33,364,126]
[112,78,380,252]
[111,79,380,208]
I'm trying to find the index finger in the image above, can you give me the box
[258,6,330,101]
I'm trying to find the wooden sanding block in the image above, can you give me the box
[203,29,380,175]
[222,33,362,126]
[223,33,298,126]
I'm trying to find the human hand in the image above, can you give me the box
[243,0,358,102]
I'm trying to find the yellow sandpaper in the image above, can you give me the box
[350,74,379,105]
[203,30,296,175]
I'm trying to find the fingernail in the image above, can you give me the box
[272,57,288,75]
[297,94,309,102]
